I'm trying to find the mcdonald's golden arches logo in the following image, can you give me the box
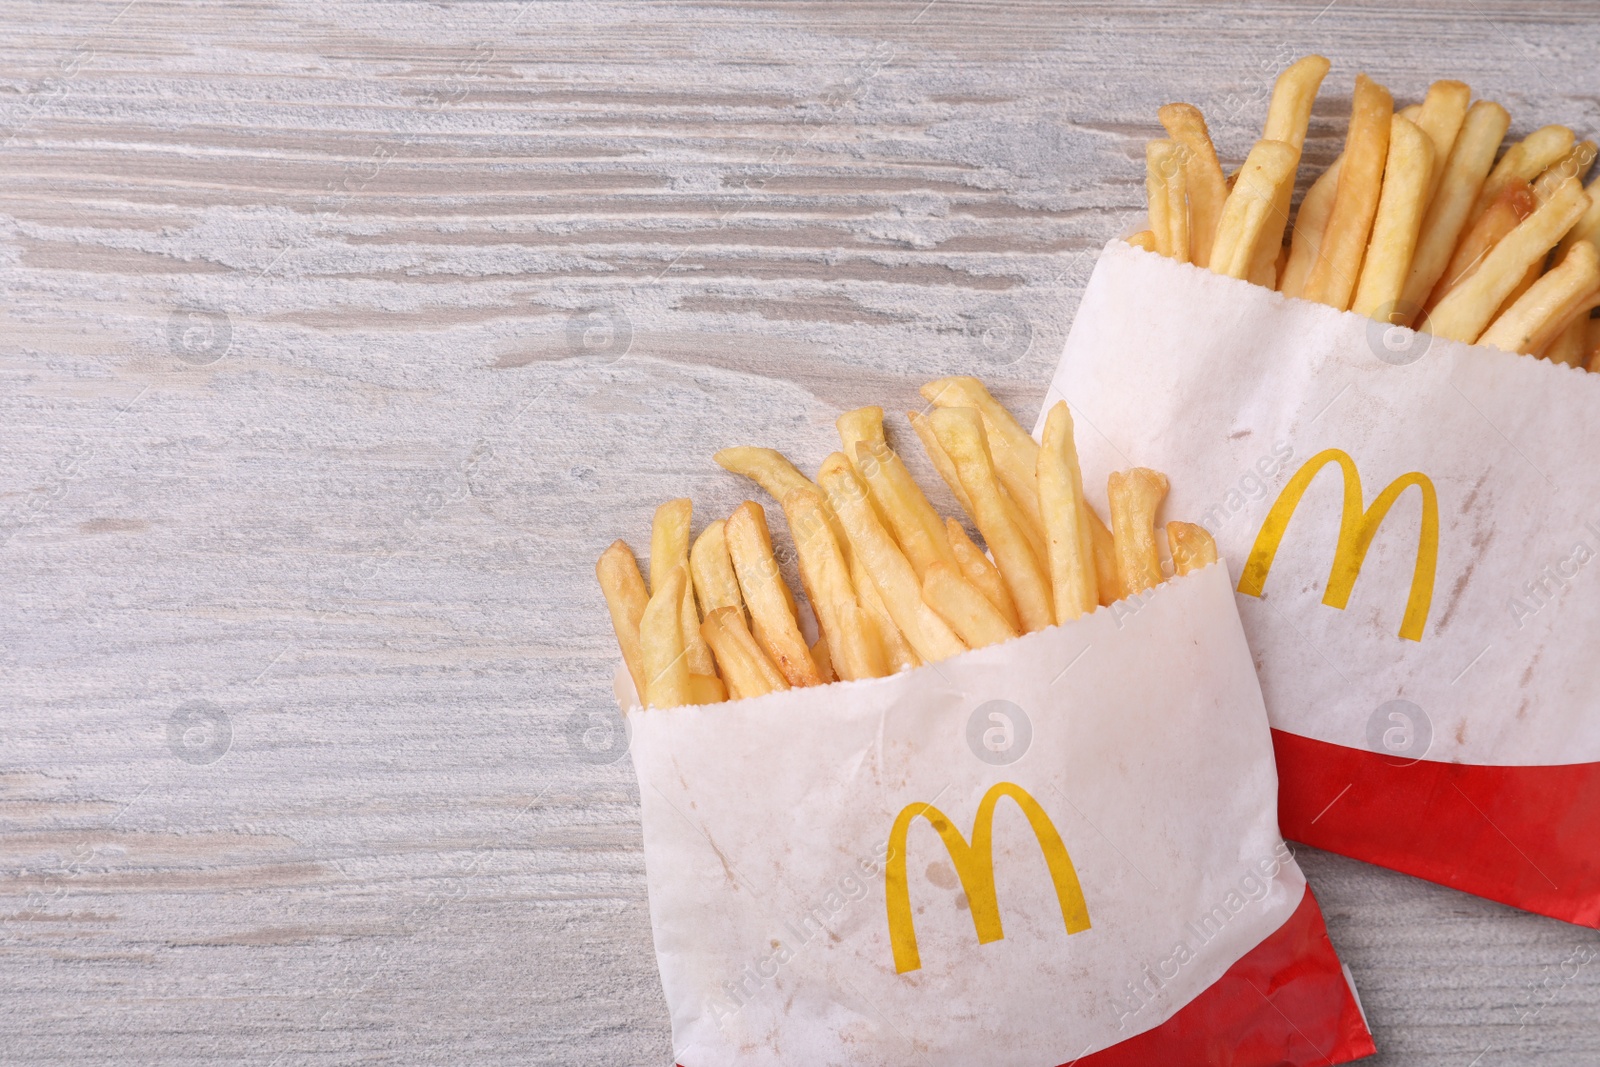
[1238,448,1439,642]
[885,782,1090,974]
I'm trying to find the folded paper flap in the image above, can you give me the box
[1049,240,1600,767]
[630,564,1314,1066]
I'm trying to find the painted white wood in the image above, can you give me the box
[1,2,1596,1063]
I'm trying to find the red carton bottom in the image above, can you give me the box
[1275,730,1600,928]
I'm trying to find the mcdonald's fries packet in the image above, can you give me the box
[1045,238,1600,928]
[621,563,1373,1066]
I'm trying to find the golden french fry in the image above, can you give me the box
[641,564,692,708]
[1400,101,1511,320]
[1209,140,1299,281]
[1166,521,1218,577]
[701,606,789,701]
[1352,117,1436,321]
[714,445,820,620]
[1542,309,1593,367]
[1127,229,1160,253]
[596,540,650,701]
[810,636,835,683]
[1554,176,1600,264]
[1280,155,1342,300]
[1108,468,1170,599]
[687,673,726,705]
[690,520,743,620]
[1145,139,1191,262]
[1532,141,1597,205]
[1430,180,1536,304]
[1411,80,1472,201]
[944,517,1021,630]
[847,544,919,673]
[1089,505,1118,606]
[1480,242,1600,355]
[819,453,967,663]
[1588,320,1600,372]
[1473,124,1576,219]
[1038,400,1099,623]
[1428,177,1592,344]
[840,407,955,579]
[927,408,1054,633]
[1158,103,1229,267]
[919,377,1047,542]
[782,487,888,682]
[921,561,1019,650]
[1303,74,1394,311]
[651,499,717,677]
[1248,54,1331,285]
[725,501,821,688]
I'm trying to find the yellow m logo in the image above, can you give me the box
[1238,448,1439,642]
[885,782,1090,974]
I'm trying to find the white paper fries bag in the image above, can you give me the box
[1046,239,1600,927]
[621,564,1373,1066]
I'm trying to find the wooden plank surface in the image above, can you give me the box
[2,1,1598,1062]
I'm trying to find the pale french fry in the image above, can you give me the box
[1108,468,1170,599]
[725,501,822,688]
[927,408,1054,633]
[1089,506,1119,607]
[1038,400,1099,623]
[782,487,889,682]
[1429,180,1535,304]
[1473,124,1576,218]
[921,561,1019,650]
[690,520,743,620]
[700,606,789,701]
[596,539,650,701]
[1400,101,1511,320]
[687,674,727,705]
[1158,103,1229,267]
[906,409,974,516]
[1167,522,1218,577]
[848,546,919,673]
[1280,155,1342,300]
[1543,311,1592,367]
[839,407,955,579]
[1411,80,1472,201]
[641,563,692,708]
[1127,229,1160,253]
[1554,176,1600,263]
[1352,116,1436,321]
[1428,177,1592,344]
[944,517,1021,630]
[1248,54,1331,286]
[819,453,967,663]
[810,637,835,684]
[1208,139,1299,281]
[918,379,1050,562]
[1145,139,1191,262]
[651,499,717,676]
[1303,74,1394,311]
[1480,243,1600,356]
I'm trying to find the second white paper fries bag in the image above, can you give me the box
[1046,239,1600,926]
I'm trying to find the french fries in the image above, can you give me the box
[726,501,823,688]
[1141,62,1600,370]
[1303,74,1394,311]
[926,407,1054,634]
[601,380,1241,706]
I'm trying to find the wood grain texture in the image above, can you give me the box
[2,1,1598,1063]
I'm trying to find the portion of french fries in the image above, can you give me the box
[1138,57,1600,370]
[597,378,1220,708]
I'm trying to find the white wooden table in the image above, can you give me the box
[3,1,1598,1063]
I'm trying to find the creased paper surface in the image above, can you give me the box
[1046,240,1600,767]
[626,564,1306,1067]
